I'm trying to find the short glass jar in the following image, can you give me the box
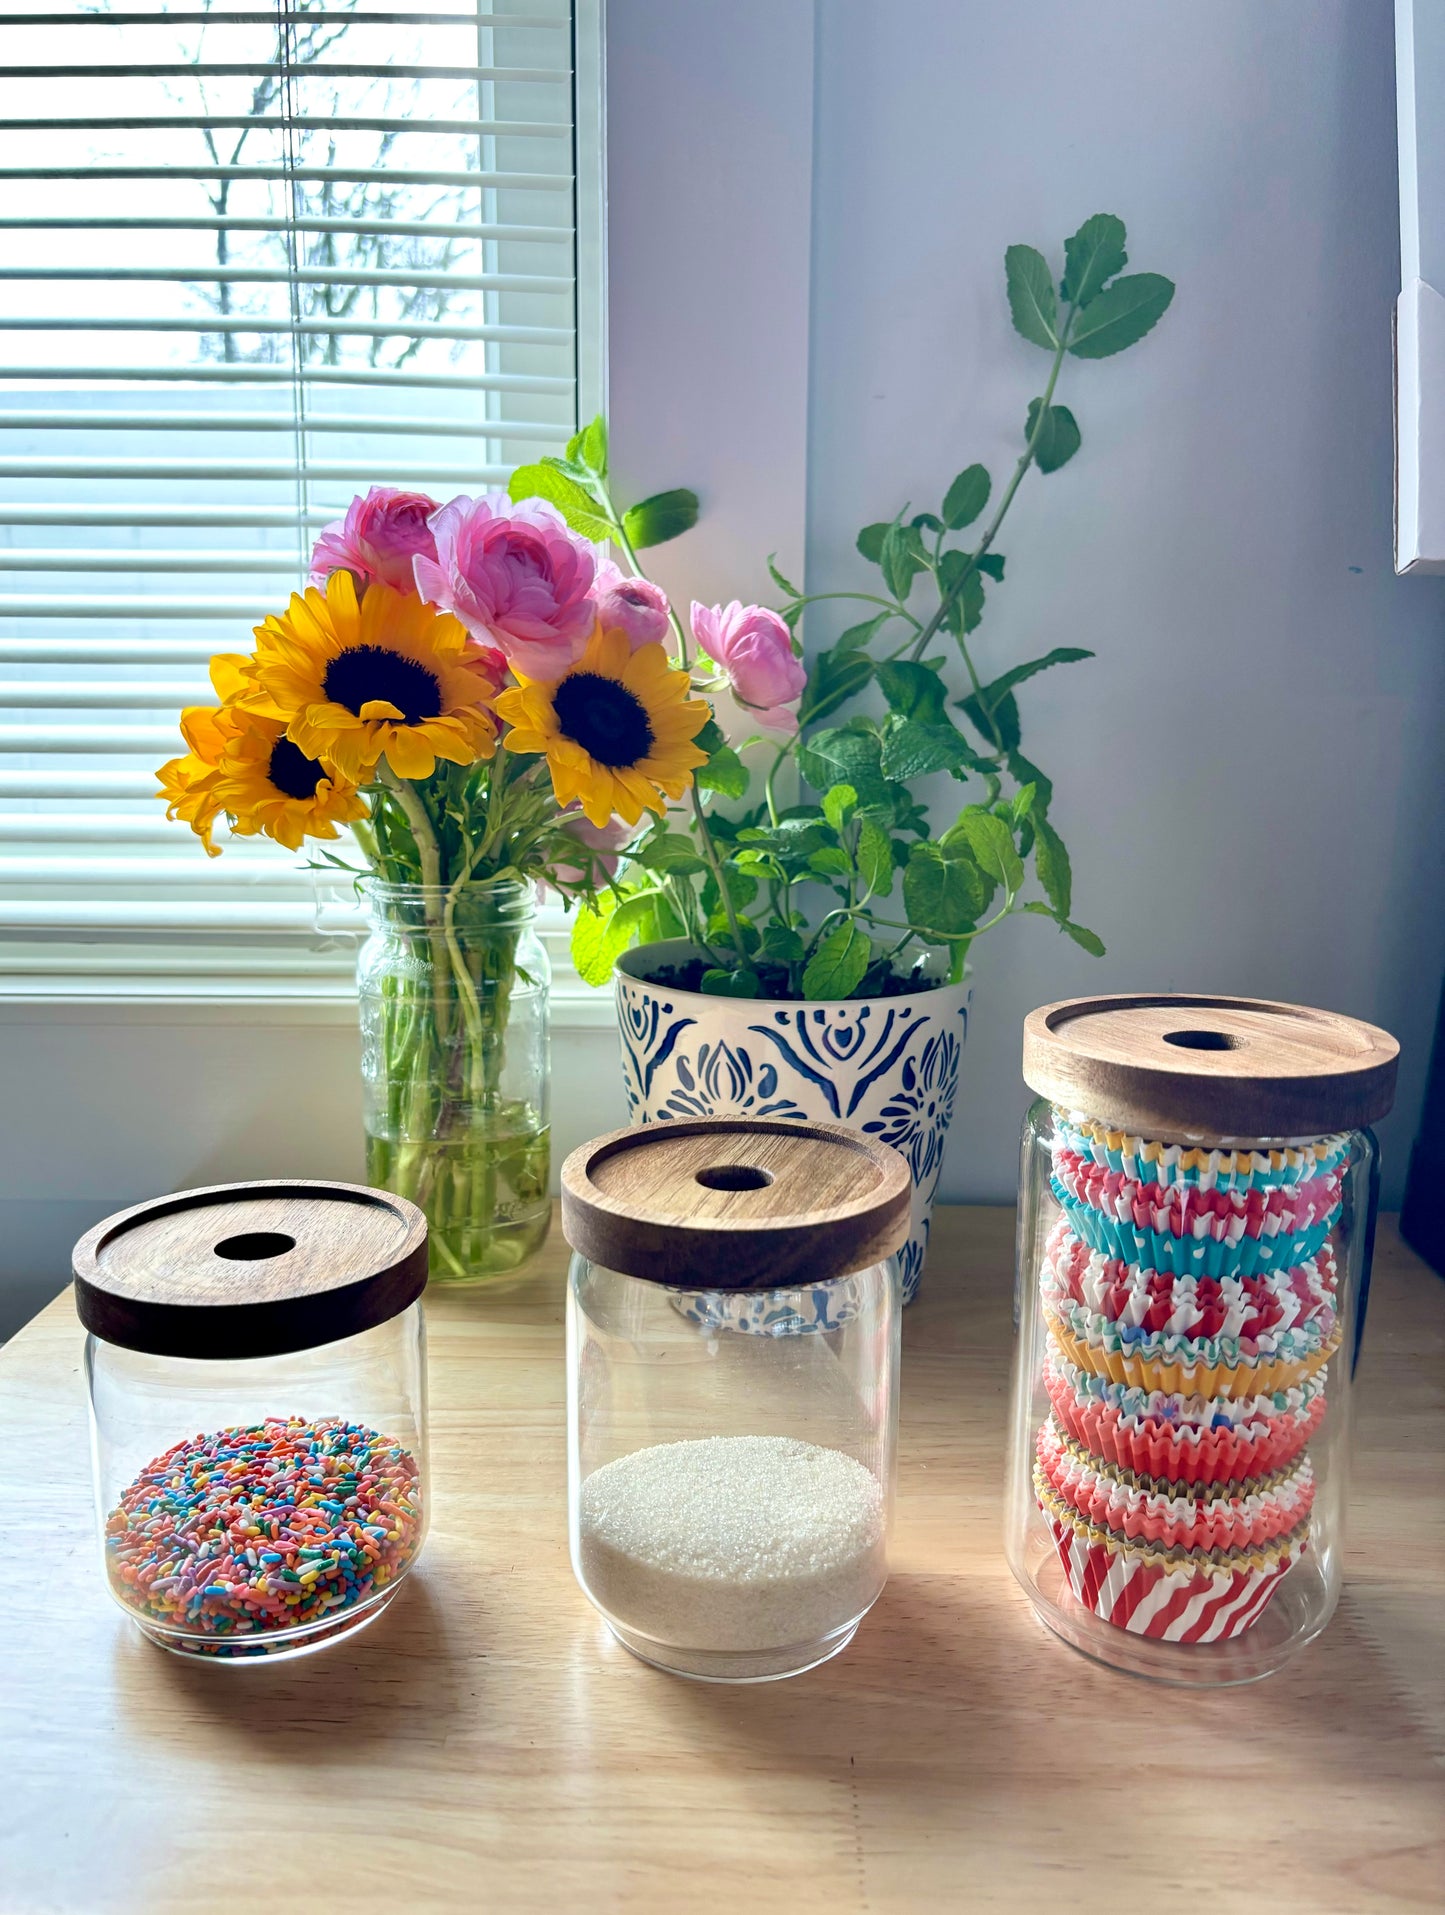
[1005,995,1398,1685]
[358,877,551,1284]
[562,1118,909,1683]
[75,1180,430,1663]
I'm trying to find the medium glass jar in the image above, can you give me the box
[1005,994,1398,1684]
[562,1117,909,1683]
[75,1180,430,1663]
[358,877,551,1283]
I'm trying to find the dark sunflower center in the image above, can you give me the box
[552,671,653,768]
[267,736,325,801]
[322,644,442,723]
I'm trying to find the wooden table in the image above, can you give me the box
[1,1206,1442,1914]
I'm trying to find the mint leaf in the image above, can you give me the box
[621,488,699,548]
[857,816,894,898]
[966,647,1093,711]
[1061,214,1127,307]
[822,784,857,833]
[802,921,871,1000]
[976,553,1006,581]
[1062,919,1105,956]
[1026,399,1081,474]
[508,463,611,542]
[952,808,1025,895]
[880,714,979,781]
[1067,272,1174,358]
[808,845,852,878]
[767,553,802,598]
[856,521,890,563]
[836,613,889,652]
[877,658,947,723]
[759,922,805,967]
[798,726,892,810]
[579,414,608,476]
[942,463,991,530]
[696,745,749,800]
[569,892,655,986]
[799,649,872,726]
[881,520,925,602]
[1005,243,1059,350]
[634,831,708,876]
[902,842,987,935]
[1033,815,1072,917]
[702,966,761,997]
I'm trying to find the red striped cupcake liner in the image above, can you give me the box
[1036,1420,1315,1553]
[1043,1346,1327,1485]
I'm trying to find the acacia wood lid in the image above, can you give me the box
[560,1118,912,1290]
[1022,994,1399,1140]
[73,1179,429,1360]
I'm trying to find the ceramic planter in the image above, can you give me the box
[614,940,970,1304]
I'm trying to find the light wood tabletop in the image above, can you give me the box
[1,1205,1442,1915]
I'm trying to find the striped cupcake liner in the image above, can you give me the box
[1036,1420,1316,1553]
[1053,1184,1337,1280]
[1044,1303,1339,1396]
[1041,1504,1305,1643]
[1042,1346,1328,1485]
[1052,1110,1351,1193]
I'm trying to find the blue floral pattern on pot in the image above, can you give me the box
[614,943,970,1319]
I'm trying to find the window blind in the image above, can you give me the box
[0,0,591,996]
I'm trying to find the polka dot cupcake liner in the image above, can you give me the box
[1051,1110,1351,1194]
[1036,1419,1316,1553]
[1042,1344,1328,1485]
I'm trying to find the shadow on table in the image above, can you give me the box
[111,1574,472,1760]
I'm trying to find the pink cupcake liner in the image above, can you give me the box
[1051,1148,1343,1249]
[1036,1419,1315,1553]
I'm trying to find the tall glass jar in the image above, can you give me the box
[561,1118,909,1683]
[1005,994,1398,1684]
[358,878,551,1284]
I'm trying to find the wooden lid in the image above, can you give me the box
[560,1118,912,1290]
[73,1179,429,1359]
[1022,994,1399,1140]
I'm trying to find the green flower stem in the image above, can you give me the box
[907,303,1077,696]
[380,765,454,1044]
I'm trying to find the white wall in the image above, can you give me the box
[805,0,1445,1205]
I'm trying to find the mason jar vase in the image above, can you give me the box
[358,878,551,1283]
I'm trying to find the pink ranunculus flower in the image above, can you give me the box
[309,486,440,595]
[414,491,598,682]
[690,599,806,736]
[592,557,672,652]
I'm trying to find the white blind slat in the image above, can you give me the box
[0,0,585,966]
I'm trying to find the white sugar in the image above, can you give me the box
[577,1434,886,1655]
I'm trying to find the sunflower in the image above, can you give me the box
[156,694,365,856]
[245,570,499,783]
[494,626,710,828]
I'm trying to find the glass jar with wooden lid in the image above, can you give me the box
[561,1117,910,1683]
[1005,994,1398,1683]
[74,1179,430,1663]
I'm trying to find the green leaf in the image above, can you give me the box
[877,658,947,723]
[857,816,894,898]
[799,649,872,726]
[976,553,1006,581]
[798,726,892,810]
[902,842,987,936]
[695,744,749,800]
[965,646,1094,712]
[836,613,889,653]
[579,414,608,476]
[1008,751,1053,813]
[569,892,655,987]
[881,521,925,602]
[856,521,890,563]
[634,831,708,876]
[759,922,805,967]
[802,921,871,1000]
[1012,782,1038,824]
[880,714,979,781]
[952,807,1025,895]
[702,966,761,997]
[822,783,857,833]
[1062,919,1106,956]
[734,847,785,882]
[1033,816,1072,918]
[508,463,612,542]
[808,846,852,878]
[1067,272,1175,358]
[1005,243,1059,350]
[621,487,699,548]
[1026,398,1082,474]
[693,716,727,757]
[1061,214,1128,307]
[767,553,802,598]
[911,511,943,533]
[942,463,991,530]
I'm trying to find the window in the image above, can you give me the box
[0,0,600,996]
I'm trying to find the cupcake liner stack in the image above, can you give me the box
[1033,1110,1347,1644]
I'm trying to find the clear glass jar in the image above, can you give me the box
[75,1181,430,1664]
[562,1118,909,1683]
[359,877,551,1283]
[1005,995,1398,1685]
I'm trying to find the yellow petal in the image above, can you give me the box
[381,729,437,780]
[359,698,406,721]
